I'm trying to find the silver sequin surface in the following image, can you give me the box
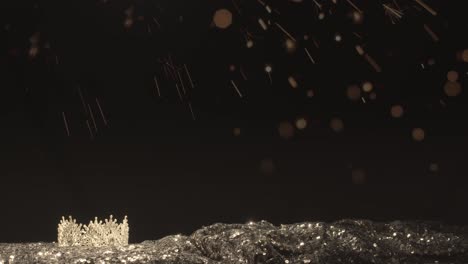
[1,219,467,263]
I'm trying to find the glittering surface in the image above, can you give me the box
[2,220,467,263]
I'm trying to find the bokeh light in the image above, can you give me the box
[444,81,462,97]
[213,9,233,29]
[347,85,361,101]
[412,128,425,142]
[351,169,366,185]
[447,71,459,82]
[390,105,404,118]
[259,158,275,175]
[278,121,295,139]
[330,118,344,133]
[295,118,307,130]
[362,82,373,93]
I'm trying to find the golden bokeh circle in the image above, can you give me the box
[346,85,361,101]
[362,82,373,93]
[462,49,468,63]
[213,9,233,29]
[447,71,459,82]
[444,81,462,97]
[390,105,404,118]
[412,128,425,142]
[330,118,344,133]
[278,121,295,139]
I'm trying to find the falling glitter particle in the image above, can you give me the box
[15,0,465,144]
[288,76,298,89]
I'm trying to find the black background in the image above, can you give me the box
[1,0,467,243]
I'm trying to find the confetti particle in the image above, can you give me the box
[153,76,161,97]
[423,24,439,42]
[231,80,243,98]
[383,3,403,23]
[188,102,196,121]
[88,104,98,132]
[213,9,233,29]
[304,48,316,64]
[17,0,461,146]
[275,22,296,42]
[184,64,195,89]
[258,18,268,30]
[62,112,70,137]
[346,0,363,14]
[86,120,94,140]
[364,54,382,73]
[96,98,108,126]
[175,84,183,101]
[414,0,438,16]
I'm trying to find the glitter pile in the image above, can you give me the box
[1,219,467,263]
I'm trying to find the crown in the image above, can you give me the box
[57,215,129,247]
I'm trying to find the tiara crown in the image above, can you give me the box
[57,215,129,247]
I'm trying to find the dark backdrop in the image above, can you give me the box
[1,0,467,243]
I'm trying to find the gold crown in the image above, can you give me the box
[57,215,129,247]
